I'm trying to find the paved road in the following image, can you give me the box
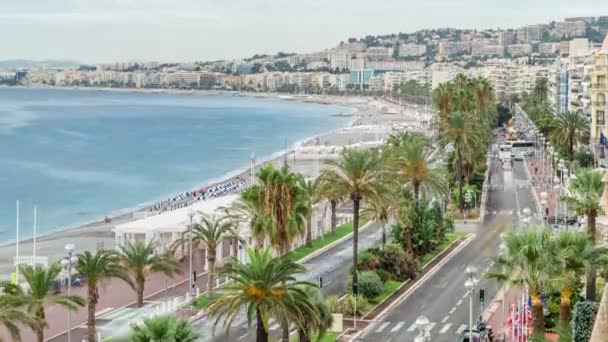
[192,220,384,342]
[356,153,538,341]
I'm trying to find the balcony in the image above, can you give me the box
[592,83,608,90]
[598,120,606,125]
[593,101,608,107]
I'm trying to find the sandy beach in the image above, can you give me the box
[0,93,424,278]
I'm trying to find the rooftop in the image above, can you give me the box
[601,33,608,54]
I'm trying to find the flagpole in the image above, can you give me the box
[33,206,37,258]
[15,200,20,283]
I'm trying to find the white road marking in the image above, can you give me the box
[407,322,417,332]
[238,334,249,340]
[440,323,452,334]
[450,307,457,314]
[441,315,450,323]
[462,291,470,299]
[456,324,467,335]
[375,322,390,333]
[391,321,405,332]
[269,323,280,330]
[456,299,463,306]
[425,322,436,332]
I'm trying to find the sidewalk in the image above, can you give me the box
[0,249,208,342]
[525,157,559,218]
[485,285,526,341]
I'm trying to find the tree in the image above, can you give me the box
[129,315,200,342]
[76,250,132,342]
[295,285,333,342]
[0,294,32,342]
[550,111,590,158]
[314,178,344,236]
[362,192,397,246]
[385,134,447,200]
[20,264,85,342]
[563,169,605,301]
[118,240,181,307]
[485,229,557,335]
[318,149,385,301]
[207,248,318,342]
[432,83,453,119]
[438,111,481,213]
[299,178,317,248]
[173,216,229,296]
[533,77,549,103]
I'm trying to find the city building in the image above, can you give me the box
[366,46,393,58]
[591,35,608,141]
[554,20,587,38]
[567,52,595,117]
[506,44,532,57]
[349,69,374,88]
[437,41,471,57]
[329,52,351,70]
[498,31,516,46]
[516,25,543,43]
[570,38,591,57]
[398,44,427,57]
[538,43,558,56]
[367,60,424,72]
[559,41,571,55]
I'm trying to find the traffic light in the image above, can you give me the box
[193,271,197,282]
[352,281,358,297]
[480,288,485,303]
[319,276,323,289]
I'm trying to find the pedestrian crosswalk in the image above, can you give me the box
[371,320,468,335]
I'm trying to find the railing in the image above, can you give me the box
[591,83,608,90]
[593,101,608,107]
[597,120,606,125]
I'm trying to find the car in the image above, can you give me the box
[545,215,577,225]
[513,153,524,161]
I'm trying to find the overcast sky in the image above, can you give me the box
[1,0,607,64]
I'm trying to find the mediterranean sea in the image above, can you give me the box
[0,88,351,244]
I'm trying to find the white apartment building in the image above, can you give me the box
[516,25,543,43]
[567,52,595,117]
[329,52,351,70]
[538,43,558,56]
[437,41,471,57]
[398,44,427,57]
[569,38,591,57]
[554,21,587,38]
[366,47,393,58]
[367,60,424,72]
[507,44,532,57]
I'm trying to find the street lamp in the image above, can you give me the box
[465,265,478,339]
[187,209,195,306]
[540,191,548,227]
[61,243,78,342]
[553,176,561,231]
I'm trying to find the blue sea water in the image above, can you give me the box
[0,88,351,244]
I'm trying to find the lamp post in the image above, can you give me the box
[499,242,507,341]
[465,265,478,339]
[553,176,560,232]
[187,209,195,306]
[522,207,531,225]
[61,243,78,342]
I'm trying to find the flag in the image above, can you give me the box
[601,132,607,147]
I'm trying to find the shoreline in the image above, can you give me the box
[0,90,419,278]
[0,92,365,247]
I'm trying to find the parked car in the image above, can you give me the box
[545,215,577,225]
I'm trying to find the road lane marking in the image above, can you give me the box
[238,334,248,340]
[425,322,436,332]
[441,315,450,323]
[450,307,457,314]
[391,321,405,332]
[407,322,417,332]
[462,291,469,299]
[269,322,280,330]
[375,322,390,333]
[456,324,467,335]
[440,323,452,334]
[456,299,463,306]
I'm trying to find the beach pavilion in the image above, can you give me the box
[113,194,249,267]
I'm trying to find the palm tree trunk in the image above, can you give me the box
[457,150,464,213]
[330,200,337,235]
[232,238,238,259]
[531,293,545,335]
[414,182,420,201]
[256,309,269,342]
[36,308,45,342]
[559,289,572,327]
[87,286,98,342]
[587,212,598,301]
[305,214,313,248]
[136,275,145,307]
[352,196,360,295]
[281,314,289,342]
[207,254,216,297]
[298,327,311,342]
[381,220,386,246]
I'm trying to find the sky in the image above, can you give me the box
[1,0,607,64]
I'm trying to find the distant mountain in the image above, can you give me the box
[0,59,80,69]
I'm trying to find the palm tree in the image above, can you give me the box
[549,111,590,157]
[20,264,85,342]
[0,294,32,342]
[533,77,549,103]
[318,149,385,294]
[207,248,318,342]
[295,285,333,342]
[130,315,200,342]
[563,169,605,301]
[432,83,453,119]
[438,111,481,213]
[173,215,230,296]
[314,176,345,236]
[485,229,556,335]
[386,135,447,200]
[299,177,316,248]
[362,193,397,246]
[223,193,272,248]
[118,240,181,307]
[76,249,132,342]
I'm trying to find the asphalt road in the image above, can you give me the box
[356,157,538,341]
[193,219,385,342]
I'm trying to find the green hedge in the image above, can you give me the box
[572,301,600,342]
[345,271,383,299]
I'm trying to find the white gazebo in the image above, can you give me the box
[113,194,247,262]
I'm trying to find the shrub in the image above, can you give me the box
[325,295,341,314]
[358,251,381,270]
[345,271,383,299]
[572,301,600,342]
[375,269,390,283]
[362,244,418,281]
[340,294,370,317]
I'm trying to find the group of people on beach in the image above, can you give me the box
[149,178,248,213]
